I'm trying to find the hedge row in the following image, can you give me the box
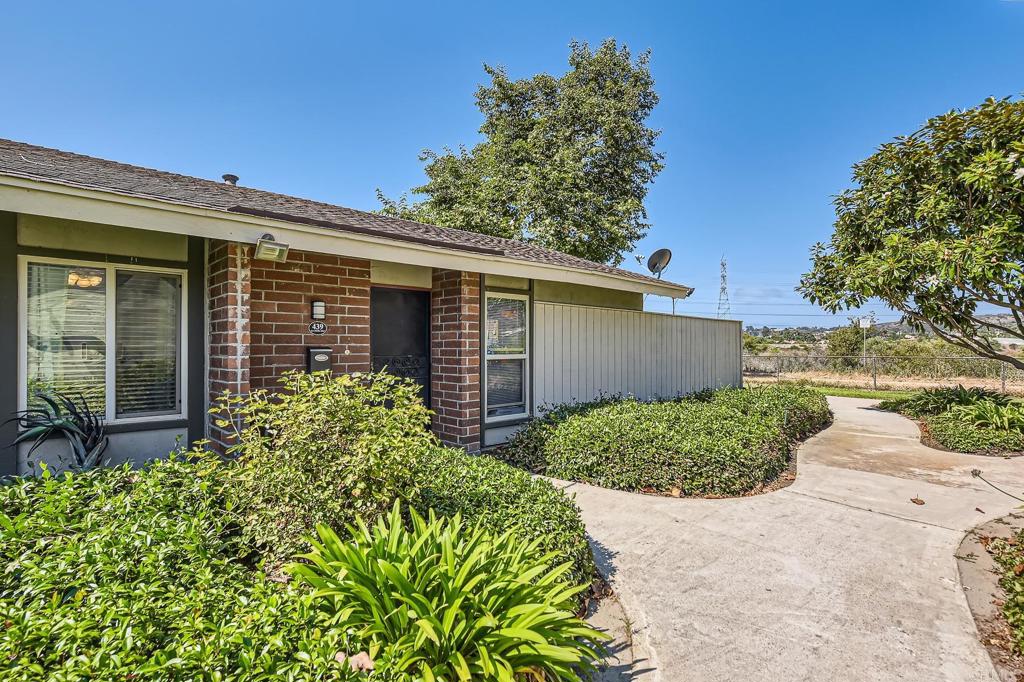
[498,385,832,497]
[414,447,594,588]
[922,412,1024,455]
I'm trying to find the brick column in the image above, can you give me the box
[207,240,251,451]
[430,270,481,450]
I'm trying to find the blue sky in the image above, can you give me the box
[5,1,1023,327]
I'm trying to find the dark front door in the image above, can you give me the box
[370,287,431,405]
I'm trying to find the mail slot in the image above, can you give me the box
[307,347,333,373]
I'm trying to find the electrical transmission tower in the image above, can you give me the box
[717,255,731,319]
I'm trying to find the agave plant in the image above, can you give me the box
[8,392,109,470]
[290,502,607,681]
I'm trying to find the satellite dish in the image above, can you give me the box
[647,248,672,279]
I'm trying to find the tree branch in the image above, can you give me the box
[958,282,1024,314]
[969,315,1024,340]
[901,309,1024,370]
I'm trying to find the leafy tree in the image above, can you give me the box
[378,39,663,265]
[800,97,1024,369]
[743,333,770,354]
[826,324,874,367]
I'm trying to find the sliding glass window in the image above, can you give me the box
[21,258,186,423]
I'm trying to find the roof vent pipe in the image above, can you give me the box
[222,173,239,186]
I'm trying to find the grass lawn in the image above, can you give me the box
[765,378,917,401]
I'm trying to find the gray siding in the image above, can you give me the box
[17,427,189,477]
[533,302,742,410]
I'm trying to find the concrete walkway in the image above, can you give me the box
[573,397,1024,681]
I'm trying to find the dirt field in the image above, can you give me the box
[743,371,1024,395]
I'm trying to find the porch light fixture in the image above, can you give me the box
[254,233,290,263]
[311,300,326,320]
[67,271,103,288]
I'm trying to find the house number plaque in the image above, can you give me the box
[308,321,328,335]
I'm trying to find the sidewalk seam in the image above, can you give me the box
[781,488,962,532]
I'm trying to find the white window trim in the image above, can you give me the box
[17,255,188,426]
[483,291,530,424]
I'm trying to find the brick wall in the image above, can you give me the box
[207,240,251,450]
[208,245,482,451]
[207,242,371,450]
[249,251,371,390]
[430,270,481,450]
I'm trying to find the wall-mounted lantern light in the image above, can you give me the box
[254,233,290,262]
[311,300,326,320]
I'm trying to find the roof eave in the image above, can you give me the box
[0,173,695,298]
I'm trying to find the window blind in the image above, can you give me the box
[25,263,107,413]
[485,297,527,355]
[115,271,181,417]
[486,358,524,410]
[485,294,528,418]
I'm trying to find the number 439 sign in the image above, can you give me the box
[308,321,328,335]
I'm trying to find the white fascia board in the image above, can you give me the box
[0,176,694,299]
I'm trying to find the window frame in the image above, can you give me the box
[483,290,530,424]
[17,255,188,426]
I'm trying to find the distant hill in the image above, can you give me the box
[747,314,1019,340]
[873,314,1018,337]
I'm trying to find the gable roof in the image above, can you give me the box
[0,138,692,296]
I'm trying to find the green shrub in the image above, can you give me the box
[291,504,607,681]
[500,385,831,497]
[709,385,833,442]
[879,384,1011,417]
[949,400,1024,432]
[220,371,433,566]
[922,412,1024,454]
[880,385,1024,454]
[496,394,625,473]
[0,458,372,681]
[414,447,594,589]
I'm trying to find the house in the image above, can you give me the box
[0,139,742,476]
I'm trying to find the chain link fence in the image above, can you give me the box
[743,354,1024,394]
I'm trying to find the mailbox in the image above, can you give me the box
[307,347,333,373]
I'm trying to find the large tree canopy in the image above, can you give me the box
[799,97,1024,369]
[378,39,663,266]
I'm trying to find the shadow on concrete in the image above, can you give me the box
[586,535,658,680]
[589,534,619,582]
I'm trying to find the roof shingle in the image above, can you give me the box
[0,138,691,294]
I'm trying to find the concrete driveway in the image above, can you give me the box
[572,397,1024,681]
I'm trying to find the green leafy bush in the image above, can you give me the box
[415,446,594,588]
[880,385,1024,454]
[291,504,606,681]
[220,371,434,566]
[922,412,1024,454]
[496,394,625,473]
[949,400,1024,432]
[0,457,372,681]
[499,385,831,496]
[879,384,1011,418]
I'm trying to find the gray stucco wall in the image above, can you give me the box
[533,280,643,311]
[17,427,188,477]
[18,214,189,260]
[5,213,205,477]
[0,213,17,476]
